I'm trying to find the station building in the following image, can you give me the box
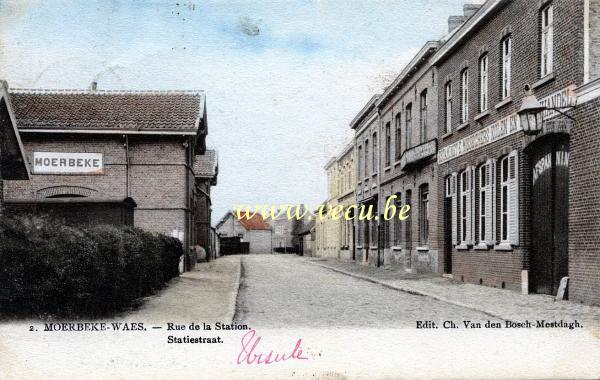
[0,81,29,209]
[433,0,598,304]
[1,83,212,270]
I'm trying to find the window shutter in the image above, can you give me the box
[486,159,496,245]
[508,151,519,245]
[464,167,473,245]
[470,166,476,245]
[451,173,458,245]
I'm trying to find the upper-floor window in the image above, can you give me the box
[479,54,489,112]
[395,113,402,160]
[364,139,369,177]
[419,184,429,245]
[541,4,554,77]
[385,122,391,166]
[445,81,453,133]
[357,145,362,180]
[461,69,469,123]
[405,103,412,149]
[372,132,377,174]
[420,90,428,143]
[501,36,512,99]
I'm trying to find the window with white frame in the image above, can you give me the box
[541,4,554,77]
[478,161,495,245]
[479,54,489,112]
[501,36,512,99]
[460,170,469,243]
[499,151,519,245]
[445,81,453,132]
[461,69,469,123]
[445,174,458,245]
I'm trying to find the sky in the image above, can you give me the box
[0,0,477,223]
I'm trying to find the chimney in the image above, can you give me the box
[448,15,467,33]
[463,3,482,18]
[90,81,98,91]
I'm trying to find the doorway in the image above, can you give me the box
[529,135,569,295]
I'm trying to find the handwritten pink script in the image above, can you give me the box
[237,329,309,365]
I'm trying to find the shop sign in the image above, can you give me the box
[33,152,103,174]
[438,86,576,165]
[438,113,521,164]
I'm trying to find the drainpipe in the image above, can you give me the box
[124,135,130,197]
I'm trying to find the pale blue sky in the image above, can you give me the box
[0,0,473,222]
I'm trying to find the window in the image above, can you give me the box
[405,190,412,249]
[445,82,453,133]
[459,168,474,245]
[419,184,429,245]
[405,103,412,149]
[499,151,519,244]
[501,36,512,99]
[541,4,554,77]
[394,193,402,245]
[372,132,377,174]
[395,113,402,160]
[479,54,489,112]
[358,145,362,179]
[419,90,428,143]
[461,69,469,123]
[460,171,469,243]
[385,122,391,166]
[364,139,369,177]
[478,163,489,243]
[445,174,458,245]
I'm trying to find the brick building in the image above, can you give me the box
[376,41,441,273]
[433,0,595,303]
[1,84,211,271]
[352,95,381,265]
[193,149,218,260]
[0,81,29,209]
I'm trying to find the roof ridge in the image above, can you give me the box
[9,88,205,96]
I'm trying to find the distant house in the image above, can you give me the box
[0,80,29,213]
[216,211,272,254]
[297,218,315,257]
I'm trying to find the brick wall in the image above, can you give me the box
[377,60,441,272]
[569,96,600,305]
[3,133,196,250]
[435,0,584,291]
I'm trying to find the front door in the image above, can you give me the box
[530,136,569,295]
[444,197,453,274]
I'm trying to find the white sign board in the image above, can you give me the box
[33,152,103,174]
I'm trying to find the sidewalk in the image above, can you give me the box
[309,257,600,331]
[121,255,241,323]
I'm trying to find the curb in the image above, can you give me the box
[311,261,516,323]
[224,255,243,323]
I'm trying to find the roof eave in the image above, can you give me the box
[349,94,380,130]
[432,0,509,65]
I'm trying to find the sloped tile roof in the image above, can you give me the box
[238,213,271,231]
[194,149,217,177]
[8,88,205,132]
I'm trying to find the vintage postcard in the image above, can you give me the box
[1,0,599,379]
